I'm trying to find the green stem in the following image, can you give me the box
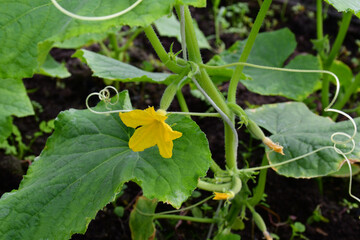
[99,41,112,57]
[324,12,352,68]
[210,159,225,174]
[197,179,232,192]
[248,156,268,206]
[108,33,120,58]
[181,5,238,170]
[119,27,143,53]
[154,214,217,223]
[228,0,272,104]
[322,12,352,108]
[176,90,190,113]
[180,6,202,63]
[332,73,360,118]
[316,0,323,41]
[143,26,184,74]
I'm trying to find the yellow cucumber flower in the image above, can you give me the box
[119,107,182,158]
[213,191,235,200]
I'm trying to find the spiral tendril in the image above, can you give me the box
[206,63,360,202]
[85,86,130,114]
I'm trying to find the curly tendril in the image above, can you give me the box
[85,86,130,114]
[203,63,359,202]
[51,0,143,21]
[86,86,221,117]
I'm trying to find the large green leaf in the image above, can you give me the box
[0,0,204,79]
[0,79,34,141]
[324,0,360,18]
[208,28,321,100]
[0,91,211,239]
[73,49,173,84]
[246,102,360,178]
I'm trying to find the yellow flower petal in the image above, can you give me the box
[157,140,174,158]
[120,107,182,158]
[161,122,182,142]
[119,108,155,128]
[128,124,158,152]
[213,192,234,200]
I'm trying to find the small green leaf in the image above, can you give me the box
[0,91,211,239]
[0,79,34,140]
[130,197,157,240]
[209,28,321,100]
[0,116,12,142]
[324,0,360,18]
[246,102,360,178]
[329,60,353,89]
[73,49,173,84]
[155,14,211,49]
[37,54,71,78]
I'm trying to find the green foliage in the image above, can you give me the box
[209,28,321,100]
[306,205,329,225]
[130,197,157,240]
[290,222,308,240]
[246,102,360,178]
[73,49,173,84]
[37,54,71,78]
[0,91,211,239]
[324,0,360,18]
[0,0,204,80]
[155,14,211,49]
[0,79,34,141]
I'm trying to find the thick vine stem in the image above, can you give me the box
[227,0,273,104]
[180,4,238,171]
[51,0,143,21]
[143,26,186,74]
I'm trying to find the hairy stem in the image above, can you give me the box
[227,0,272,103]
[143,26,184,74]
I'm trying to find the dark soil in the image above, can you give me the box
[1,0,360,239]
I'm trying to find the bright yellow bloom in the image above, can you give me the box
[119,107,182,158]
[213,191,235,200]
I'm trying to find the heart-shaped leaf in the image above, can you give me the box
[208,28,321,100]
[0,91,211,239]
[246,102,360,178]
